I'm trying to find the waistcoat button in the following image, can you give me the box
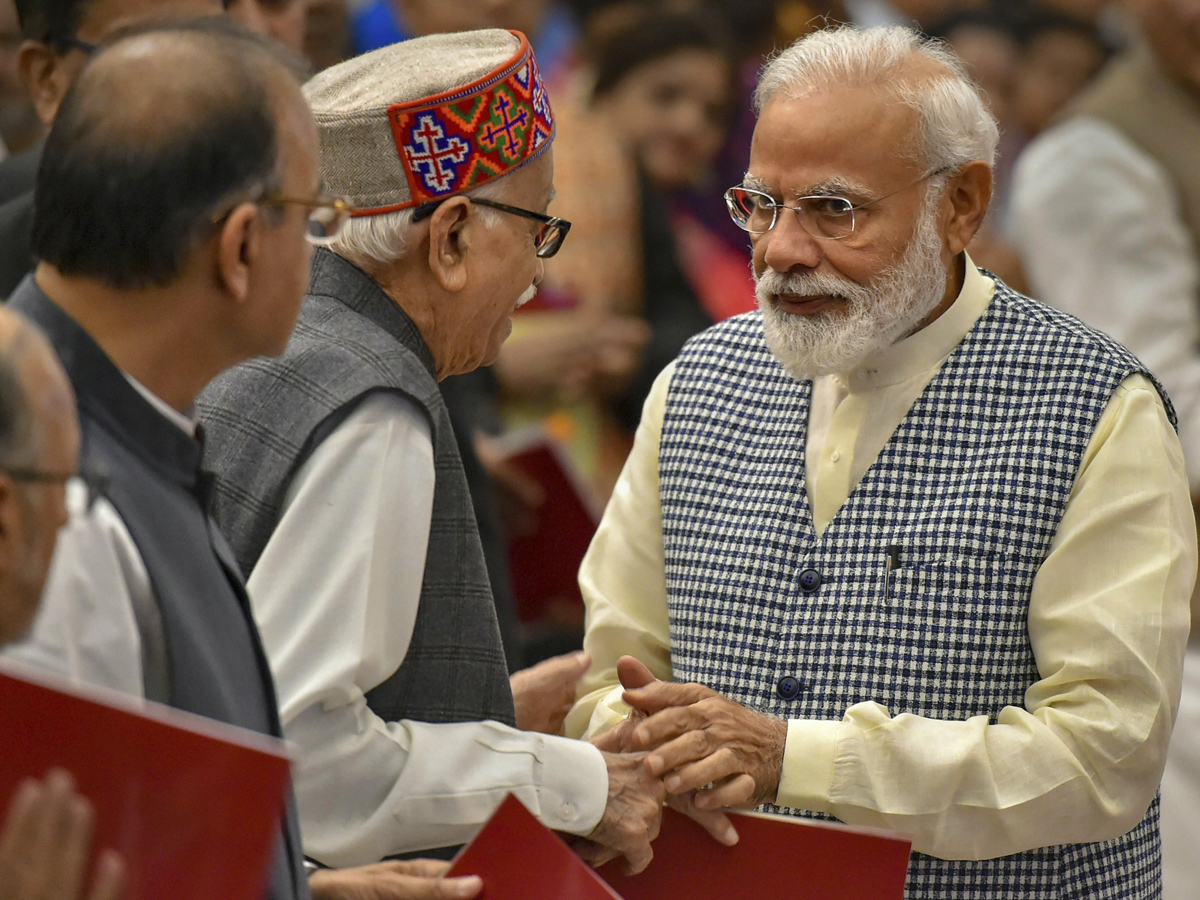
[799,568,822,593]
[777,676,801,700]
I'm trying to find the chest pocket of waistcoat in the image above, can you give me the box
[860,545,1038,720]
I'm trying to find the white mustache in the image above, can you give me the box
[755,267,860,302]
[515,284,537,309]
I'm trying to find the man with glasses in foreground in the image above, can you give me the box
[197,29,724,875]
[566,24,1195,898]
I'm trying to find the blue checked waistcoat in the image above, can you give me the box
[659,280,1171,899]
[198,248,515,729]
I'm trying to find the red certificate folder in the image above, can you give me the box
[598,807,912,900]
[0,660,292,900]
[445,794,624,899]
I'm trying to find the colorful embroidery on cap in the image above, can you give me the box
[383,32,554,212]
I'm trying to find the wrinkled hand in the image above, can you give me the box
[575,749,665,875]
[619,656,787,810]
[0,770,124,900]
[307,859,481,900]
[510,651,591,734]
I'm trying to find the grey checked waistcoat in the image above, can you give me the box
[659,279,1171,899]
[198,248,515,728]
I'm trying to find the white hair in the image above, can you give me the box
[329,177,511,271]
[754,25,998,170]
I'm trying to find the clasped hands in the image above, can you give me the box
[575,656,787,875]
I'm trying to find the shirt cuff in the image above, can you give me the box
[775,719,840,812]
[537,734,608,835]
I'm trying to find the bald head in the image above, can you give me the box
[32,17,308,289]
[0,307,77,646]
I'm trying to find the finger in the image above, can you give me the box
[629,705,706,752]
[54,791,96,900]
[696,773,758,810]
[573,840,620,869]
[87,851,126,900]
[0,778,43,864]
[616,656,657,691]
[661,747,742,796]
[622,681,712,716]
[622,842,654,877]
[669,794,739,846]
[387,858,451,878]
[642,729,712,777]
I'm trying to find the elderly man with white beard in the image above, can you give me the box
[565,24,1195,899]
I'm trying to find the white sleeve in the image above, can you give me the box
[247,392,606,868]
[1,489,154,699]
[1012,117,1200,488]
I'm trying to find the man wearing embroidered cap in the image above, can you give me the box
[198,29,729,871]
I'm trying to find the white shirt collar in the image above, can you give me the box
[123,374,198,438]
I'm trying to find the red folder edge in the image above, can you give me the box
[598,807,912,900]
[445,793,626,900]
[0,659,293,900]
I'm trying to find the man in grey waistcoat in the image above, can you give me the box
[565,24,1196,898]
[198,29,717,872]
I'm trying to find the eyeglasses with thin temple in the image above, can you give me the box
[259,195,357,246]
[724,166,952,241]
[411,197,572,259]
[0,462,108,515]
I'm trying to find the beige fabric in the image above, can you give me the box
[303,29,521,211]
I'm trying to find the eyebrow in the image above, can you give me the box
[742,172,873,200]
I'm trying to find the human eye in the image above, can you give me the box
[806,196,854,219]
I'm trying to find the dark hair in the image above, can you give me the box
[32,17,298,290]
[587,4,735,100]
[15,0,96,43]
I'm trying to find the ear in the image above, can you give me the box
[943,160,993,256]
[426,197,472,293]
[18,41,69,126]
[214,202,261,304]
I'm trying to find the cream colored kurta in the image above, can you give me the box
[565,261,1197,860]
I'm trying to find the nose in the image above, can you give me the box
[533,256,545,286]
[758,207,823,275]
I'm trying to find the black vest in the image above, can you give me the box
[198,248,515,728]
[10,277,309,900]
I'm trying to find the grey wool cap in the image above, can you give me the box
[304,29,556,216]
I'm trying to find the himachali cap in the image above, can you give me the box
[303,29,555,217]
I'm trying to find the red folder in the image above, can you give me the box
[598,807,912,900]
[496,426,599,624]
[445,794,624,899]
[0,660,292,900]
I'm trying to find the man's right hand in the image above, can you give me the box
[0,770,124,900]
[578,749,665,875]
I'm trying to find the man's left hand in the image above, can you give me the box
[619,656,787,810]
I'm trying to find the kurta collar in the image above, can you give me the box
[8,275,205,486]
[308,247,438,380]
[840,253,994,393]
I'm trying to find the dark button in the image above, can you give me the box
[799,568,822,593]
[777,676,801,700]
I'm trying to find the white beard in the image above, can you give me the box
[755,186,949,381]
[515,283,538,309]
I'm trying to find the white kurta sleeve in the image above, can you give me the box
[1012,117,1200,489]
[2,488,155,699]
[247,392,606,868]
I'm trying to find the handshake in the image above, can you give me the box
[572,656,789,875]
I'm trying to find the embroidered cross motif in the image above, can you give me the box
[405,114,470,192]
[478,92,529,162]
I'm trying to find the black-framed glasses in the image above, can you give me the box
[0,462,108,513]
[724,166,952,241]
[51,35,98,55]
[411,197,572,259]
[259,194,356,245]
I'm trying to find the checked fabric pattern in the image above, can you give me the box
[658,278,1171,898]
[386,33,553,209]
